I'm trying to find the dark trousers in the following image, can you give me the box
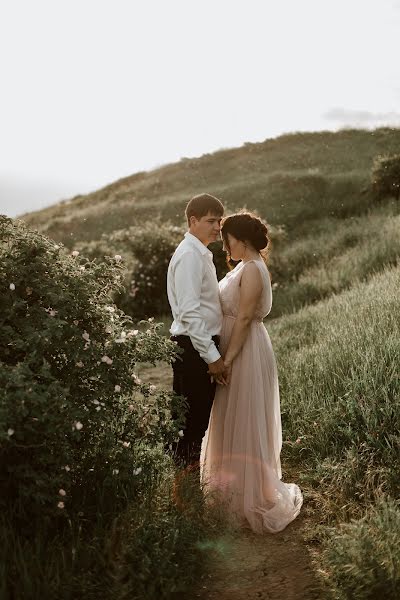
[171,335,219,466]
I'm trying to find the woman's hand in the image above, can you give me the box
[214,360,231,386]
[223,360,232,385]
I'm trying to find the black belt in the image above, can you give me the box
[171,334,220,346]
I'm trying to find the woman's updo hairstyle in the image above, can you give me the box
[221,211,270,264]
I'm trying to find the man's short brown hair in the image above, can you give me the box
[185,193,224,226]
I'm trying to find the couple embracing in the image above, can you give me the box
[167,194,303,534]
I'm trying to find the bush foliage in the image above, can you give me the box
[0,215,184,525]
[372,154,400,200]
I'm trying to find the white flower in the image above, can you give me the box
[7,428,14,436]
[105,325,112,334]
[59,489,66,496]
[105,306,115,313]
[148,317,154,322]
[71,250,79,257]
[131,373,141,384]
[54,244,60,250]
[49,309,58,317]
[122,441,130,448]
[128,404,134,412]
[74,421,83,430]
[95,406,101,411]
[75,361,84,368]
[133,467,142,475]
[9,283,15,291]
[178,430,184,438]
[149,385,157,394]
[114,385,121,392]
[82,331,90,341]
[112,469,119,475]
[64,465,71,472]
[127,329,139,337]
[80,266,85,271]
[93,399,100,405]
[101,355,113,365]
[57,501,65,509]
[114,254,122,262]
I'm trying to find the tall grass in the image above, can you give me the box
[270,203,400,316]
[323,498,400,600]
[269,264,400,516]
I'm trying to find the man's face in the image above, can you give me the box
[189,212,222,245]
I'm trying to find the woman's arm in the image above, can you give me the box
[223,262,263,378]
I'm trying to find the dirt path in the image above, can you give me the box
[196,513,324,600]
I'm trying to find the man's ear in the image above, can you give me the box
[189,215,197,228]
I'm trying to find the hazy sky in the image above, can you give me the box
[1,0,400,217]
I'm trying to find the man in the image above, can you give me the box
[167,193,227,466]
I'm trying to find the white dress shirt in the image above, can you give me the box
[167,232,222,364]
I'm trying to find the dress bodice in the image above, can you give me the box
[218,259,272,320]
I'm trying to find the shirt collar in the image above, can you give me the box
[184,232,212,256]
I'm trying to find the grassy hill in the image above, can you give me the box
[20,127,400,246]
[18,127,400,321]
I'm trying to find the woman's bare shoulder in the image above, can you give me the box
[240,261,263,288]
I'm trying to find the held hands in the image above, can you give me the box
[207,357,232,386]
[207,357,228,386]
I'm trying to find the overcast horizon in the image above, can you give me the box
[1,0,400,218]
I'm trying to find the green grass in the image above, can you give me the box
[269,264,400,516]
[270,202,400,316]
[322,498,400,600]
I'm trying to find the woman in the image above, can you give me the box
[200,211,303,534]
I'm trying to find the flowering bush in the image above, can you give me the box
[74,222,230,319]
[0,216,184,524]
[108,222,184,318]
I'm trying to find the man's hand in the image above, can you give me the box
[208,357,228,385]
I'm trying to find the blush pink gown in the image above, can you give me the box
[200,259,303,534]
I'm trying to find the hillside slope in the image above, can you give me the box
[19,127,400,247]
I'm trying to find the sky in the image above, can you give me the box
[1,0,400,217]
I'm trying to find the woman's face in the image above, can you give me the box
[223,232,246,261]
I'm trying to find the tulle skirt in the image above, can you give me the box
[200,316,303,534]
